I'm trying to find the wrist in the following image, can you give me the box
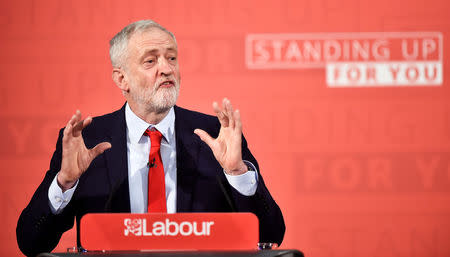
[57,172,77,191]
[225,161,248,176]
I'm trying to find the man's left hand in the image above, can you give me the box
[194,98,248,176]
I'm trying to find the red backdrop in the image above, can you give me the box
[1,0,450,256]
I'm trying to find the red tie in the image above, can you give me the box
[144,129,167,213]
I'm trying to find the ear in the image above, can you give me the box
[112,68,129,92]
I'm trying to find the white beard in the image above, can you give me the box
[128,77,180,114]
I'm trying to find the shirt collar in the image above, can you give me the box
[125,103,175,144]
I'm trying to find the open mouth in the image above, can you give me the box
[159,80,175,88]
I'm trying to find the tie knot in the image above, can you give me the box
[144,129,163,148]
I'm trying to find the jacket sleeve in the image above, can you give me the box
[16,129,77,257]
[229,135,286,246]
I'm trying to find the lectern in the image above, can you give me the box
[37,213,304,257]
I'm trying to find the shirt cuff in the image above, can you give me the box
[224,160,259,196]
[48,172,78,214]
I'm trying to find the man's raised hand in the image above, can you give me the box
[194,98,248,175]
[57,110,111,191]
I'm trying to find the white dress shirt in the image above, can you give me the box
[125,104,178,213]
[48,104,258,214]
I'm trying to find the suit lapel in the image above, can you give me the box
[102,105,201,213]
[103,105,131,212]
[174,106,201,212]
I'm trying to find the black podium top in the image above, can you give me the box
[37,250,304,257]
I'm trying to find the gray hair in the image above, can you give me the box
[109,20,177,68]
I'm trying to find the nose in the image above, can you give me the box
[158,57,173,77]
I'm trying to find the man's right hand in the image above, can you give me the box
[57,110,112,192]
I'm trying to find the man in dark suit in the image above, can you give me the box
[16,20,285,257]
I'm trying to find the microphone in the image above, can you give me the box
[147,158,156,168]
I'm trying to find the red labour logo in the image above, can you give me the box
[124,218,142,236]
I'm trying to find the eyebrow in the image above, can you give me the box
[139,47,178,61]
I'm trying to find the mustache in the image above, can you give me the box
[156,77,178,87]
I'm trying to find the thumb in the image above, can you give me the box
[90,142,112,159]
[194,129,215,149]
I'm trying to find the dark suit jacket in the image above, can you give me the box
[16,105,285,257]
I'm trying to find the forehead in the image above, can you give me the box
[127,28,177,56]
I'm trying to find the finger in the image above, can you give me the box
[222,98,228,114]
[63,113,78,138]
[212,102,222,118]
[75,109,81,120]
[82,116,93,130]
[69,110,81,126]
[73,115,92,137]
[90,142,112,159]
[213,101,228,127]
[225,99,235,129]
[67,110,82,137]
[68,114,77,127]
[221,98,231,127]
[63,122,72,139]
[72,119,85,137]
[234,109,242,131]
[194,129,216,149]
